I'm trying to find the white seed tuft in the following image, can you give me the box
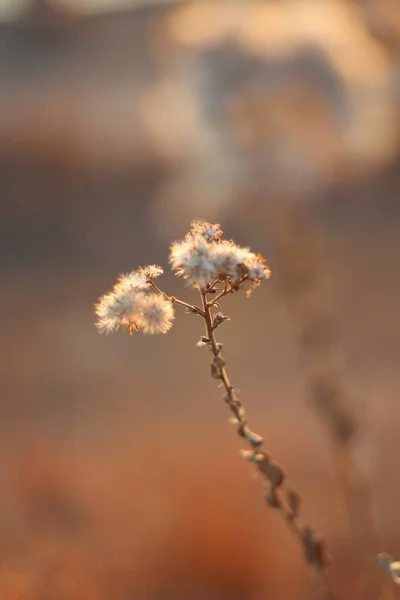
[169,222,270,291]
[95,268,174,336]
[140,295,175,335]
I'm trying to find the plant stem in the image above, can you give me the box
[200,289,338,600]
[149,280,205,316]
[207,280,231,307]
[148,279,337,598]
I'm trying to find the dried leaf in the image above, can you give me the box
[240,449,264,463]
[301,527,330,567]
[265,486,281,508]
[286,488,301,520]
[258,460,285,488]
[240,449,257,462]
[212,313,231,330]
[244,430,264,447]
[197,336,211,348]
[210,363,222,379]
[237,422,247,437]
[213,355,226,369]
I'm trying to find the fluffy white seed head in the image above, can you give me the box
[95,220,270,336]
[212,241,252,280]
[140,295,175,334]
[243,252,271,280]
[95,290,146,333]
[95,267,174,335]
[190,219,222,242]
[169,221,270,291]
[115,271,150,293]
[138,265,164,280]
[170,235,219,288]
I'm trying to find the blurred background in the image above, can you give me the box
[1,0,400,598]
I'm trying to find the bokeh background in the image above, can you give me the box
[1,1,400,598]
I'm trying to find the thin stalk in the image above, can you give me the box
[149,279,205,317]
[207,280,231,306]
[199,290,338,600]
[148,279,338,599]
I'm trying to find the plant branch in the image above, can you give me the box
[207,280,231,307]
[149,279,205,316]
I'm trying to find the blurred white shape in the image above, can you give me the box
[0,0,31,21]
[0,0,180,21]
[53,0,179,16]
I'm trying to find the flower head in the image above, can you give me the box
[170,234,219,288]
[140,295,175,334]
[138,265,164,280]
[115,271,150,293]
[190,219,222,242]
[95,289,146,333]
[212,241,252,280]
[95,267,174,335]
[169,221,270,292]
[95,220,270,337]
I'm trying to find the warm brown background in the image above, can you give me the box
[1,1,400,599]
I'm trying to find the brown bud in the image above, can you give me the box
[213,355,226,369]
[265,486,281,508]
[286,488,301,520]
[258,460,285,488]
[240,449,258,462]
[236,422,247,437]
[301,527,330,567]
[244,430,264,447]
[197,336,211,348]
[236,407,245,420]
[212,313,231,330]
[211,363,222,379]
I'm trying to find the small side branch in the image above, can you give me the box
[149,279,205,317]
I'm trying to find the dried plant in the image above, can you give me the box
[95,220,337,599]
